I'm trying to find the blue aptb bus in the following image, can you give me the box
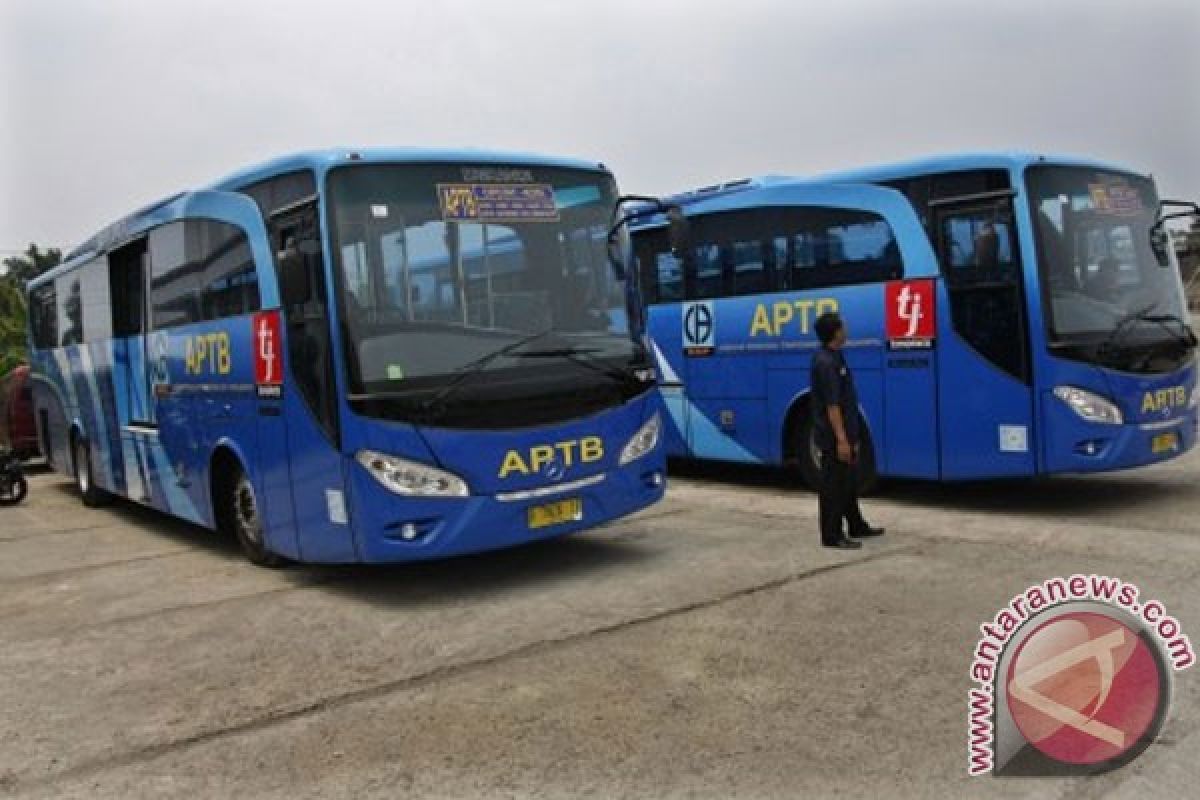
[27,148,668,564]
[632,153,1198,488]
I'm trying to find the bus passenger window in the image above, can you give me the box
[691,244,723,299]
[942,213,1015,277]
[655,252,683,302]
[29,284,58,349]
[731,240,767,296]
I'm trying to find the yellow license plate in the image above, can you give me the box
[527,498,582,529]
[1152,432,1179,454]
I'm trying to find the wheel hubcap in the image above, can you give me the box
[809,431,823,471]
[235,480,261,545]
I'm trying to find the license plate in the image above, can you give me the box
[1152,432,1179,454]
[527,497,582,529]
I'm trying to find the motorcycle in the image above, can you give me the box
[0,448,28,505]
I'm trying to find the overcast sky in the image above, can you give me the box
[2,0,1197,253]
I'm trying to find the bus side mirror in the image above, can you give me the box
[667,207,690,258]
[1149,225,1171,268]
[1151,200,1200,268]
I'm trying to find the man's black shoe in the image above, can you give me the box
[823,538,863,550]
[850,526,885,538]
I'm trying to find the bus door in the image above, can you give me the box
[267,197,355,562]
[108,238,155,502]
[872,194,943,480]
[930,191,1036,478]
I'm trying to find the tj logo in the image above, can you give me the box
[896,285,923,338]
[885,279,936,347]
[253,311,283,386]
[257,318,277,384]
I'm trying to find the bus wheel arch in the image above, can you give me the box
[783,395,879,494]
[210,445,284,568]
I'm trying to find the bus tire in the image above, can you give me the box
[225,467,284,568]
[72,435,109,507]
[796,414,879,496]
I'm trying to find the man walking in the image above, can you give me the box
[811,312,885,549]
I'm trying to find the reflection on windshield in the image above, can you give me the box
[328,164,638,394]
[1028,166,1186,340]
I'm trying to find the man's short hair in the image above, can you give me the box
[814,311,843,345]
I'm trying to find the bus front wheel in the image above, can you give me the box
[224,468,284,568]
[796,414,878,496]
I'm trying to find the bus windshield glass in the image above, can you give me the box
[327,163,644,414]
[1028,166,1188,361]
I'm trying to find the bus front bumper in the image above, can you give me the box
[1040,397,1197,475]
[345,457,667,563]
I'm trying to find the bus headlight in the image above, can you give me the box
[1189,387,1198,411]
[355,450,469,498]
[1053,386,1123,425]
[619,413,661,465]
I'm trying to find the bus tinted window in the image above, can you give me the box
[692,243,724,299]
[80,258,112,342]
[150,222,199,329]
[679,207,902,299]
[56,274,83,346]
[196,222,260,320]
[29,283,57,349]
[150,220,260,328]
[731,240,768,296]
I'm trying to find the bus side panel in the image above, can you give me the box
[681,298,767,463]
[881,349,940,480]
[153,320,253,530]
[936,329,1037,479]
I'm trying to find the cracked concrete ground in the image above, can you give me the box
[1,451,1198,798]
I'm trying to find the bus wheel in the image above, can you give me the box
[228,469,283,567]
[796,415,879,495]
[73,436,109,507]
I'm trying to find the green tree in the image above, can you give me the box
[0,281,28,375]
[1,243,62,284]
[1,243,62,375]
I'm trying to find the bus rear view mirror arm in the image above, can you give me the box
[606,196,688,279]
[1150,200,1200,267]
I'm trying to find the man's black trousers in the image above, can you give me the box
[818,450,867,545]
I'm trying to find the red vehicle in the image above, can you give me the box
[1,365,39,460]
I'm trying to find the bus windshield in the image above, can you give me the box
[1028,166,1190,367]
[327,163,646,421]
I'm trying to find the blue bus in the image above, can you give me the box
[27,148,669,565]
[632,153,1198,488]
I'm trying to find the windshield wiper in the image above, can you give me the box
[1139,312,1198,348]
[1097,302,1158,362]
[418,330,560,420]
[517,345,652,389]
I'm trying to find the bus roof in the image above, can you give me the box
[629,151,1152,230]
[807,150,1149,185]
[205,147,609,193]
[43,147,609,285]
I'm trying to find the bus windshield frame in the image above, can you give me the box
[1026,164,1193,372]
[324,162,652,426]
